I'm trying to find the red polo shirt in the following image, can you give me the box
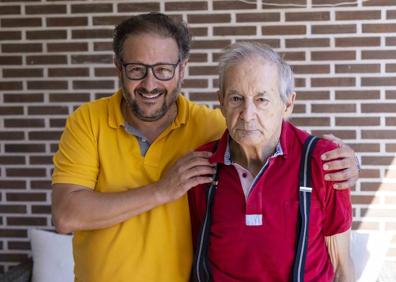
[188,121,352,282]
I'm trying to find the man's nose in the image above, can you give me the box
[240,101,256,121]
[140,68,157,91]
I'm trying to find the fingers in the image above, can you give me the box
[332,179,357,190]
[324,167,359,189]
[321,145,354,162]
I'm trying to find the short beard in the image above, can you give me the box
[122,77,181,122]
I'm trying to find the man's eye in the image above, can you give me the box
[127,66,144,73]
[231,96,242,102]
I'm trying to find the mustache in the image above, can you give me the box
[135,88,165,95]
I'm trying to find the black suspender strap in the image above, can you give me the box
[192,143,220,282]
[292,135,319,282]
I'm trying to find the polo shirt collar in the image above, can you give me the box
[107,89,189,129]
[209,122,288,165]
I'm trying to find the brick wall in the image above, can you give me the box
[1,0,396,272]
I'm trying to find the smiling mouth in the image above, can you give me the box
[136,90,165,100]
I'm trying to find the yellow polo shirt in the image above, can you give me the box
[52,90,225,282]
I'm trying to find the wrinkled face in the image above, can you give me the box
[219,57,294,148]
[116,33,186,122]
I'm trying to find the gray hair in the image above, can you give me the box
[218,42,294,103]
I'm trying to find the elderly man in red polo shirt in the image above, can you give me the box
[188,42,354,282]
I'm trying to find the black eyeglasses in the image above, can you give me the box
[121,59,180,81]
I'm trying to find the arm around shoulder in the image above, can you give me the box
[325,229,355,282]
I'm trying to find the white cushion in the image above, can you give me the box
[350,230,392,282]
[29,229,74,282]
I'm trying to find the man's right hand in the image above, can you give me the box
[155,151,216,203]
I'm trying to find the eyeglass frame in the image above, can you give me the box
[120,59,181,81]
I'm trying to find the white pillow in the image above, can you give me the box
[29,229,74,282]
[350,230,392,282]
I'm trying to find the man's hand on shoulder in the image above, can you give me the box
[154,151,216,203]
[320,134,359,190]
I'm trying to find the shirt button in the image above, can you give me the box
[242,172,248,178]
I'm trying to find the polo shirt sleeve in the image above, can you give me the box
[52,104,99,189]
[312,140,352,237]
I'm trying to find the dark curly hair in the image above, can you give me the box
[113,12,191,63]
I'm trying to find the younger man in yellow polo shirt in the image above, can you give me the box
[51,13,359,282]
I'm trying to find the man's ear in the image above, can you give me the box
[178,58,189,81]
[284,92,296,119]
[114,57,123,76]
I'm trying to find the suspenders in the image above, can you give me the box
[192,135,319,282]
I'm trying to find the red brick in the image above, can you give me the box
[236,12,279,22]
[386,90,396,99]
[49,67,89,77]
[2,43,42,53]
[189,66,217,76]
[26,4,66,14]
[93,42,113,51]
[312,24,356,34]
[0,81,23,91]
[387,10,396,19]
[286,38,329,48]
[312,0,357,6]
[190,27,208,37]
[352,221,379,230]
[7,193,46,202]
[311,51,355,60]
[386,37,396,46]
[336,10,381,20]
[335,90,380,100]
[213,1,255,10]
[311,77,355,87]
[192,40,231,49]
[0,5,20,15]
[336,37,380,47]
[165,1,207,11]
[27,80,68,90]
[362,103,396,112]
[71,3,113,13]
[5,144,45,153]
[29,156,53,165]
[31,181,52,190]
[4,119,45,128]
[361,182,395,192]
[26,55,67,65]
[49,93,90,103]
[0,156,25,165]
[92,16,130,26]
[0,56,22,65]
[336,64,380,73]
[117,2,160,12]
[214,26,256,36]
[32,205,51,214]
[292,64,329,74]
[189,92,217,101]
[94,67,118,77]
[3,68,43,78]
[335,117,380,126]
[386,117,396,126]
[362,77,396,86]
[8,241,31,250]
[0,132,24,141]
[73,80,114,90]
[262,25,306,35]
[352,195,380,205]
[311,130,356,139]
[7,217,47,226]
[28,131,62,140]
[188,53,207,63]
[47,16,88,27]
[6,168,47,178]
[0,205,27,214]
[386,64,396,72]
[312,103,356,113]
[296,91,329,100]
[363,24,396,33]
[28,106,68,115]
[188,14,230,24]
[72,29,113,39]
[286,11,329,21]
[0,253,28,262]
[281,51,306,61]
[362,50,396,59]
[235,39,281,48]
[50,118,67,127]
[0,106,23,115]
[360,169,381,178]
[362,130,396,139]
[47,42,88,52]
[71,54,113,64]
[4,93,44,103]
[0,181,26,190]
[363,0,396,6]
[1,18,42,27]
[0,31,21,40]
[183,79,208,88]
[290,117,330,126]
[387,144,396,152]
